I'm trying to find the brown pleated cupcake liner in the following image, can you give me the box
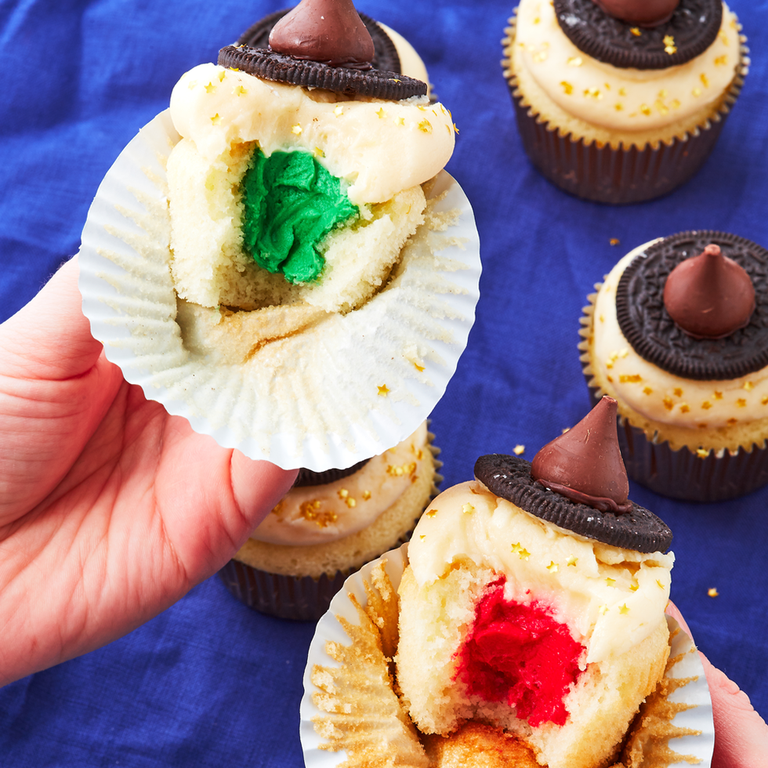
[579,289,768,502]
[218,434,443,620]
[501,13,749,204]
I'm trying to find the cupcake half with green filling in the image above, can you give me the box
[77,0,479,472]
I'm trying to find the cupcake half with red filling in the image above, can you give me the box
[395,398,674,768]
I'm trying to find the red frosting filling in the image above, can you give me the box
[454,578,585,727]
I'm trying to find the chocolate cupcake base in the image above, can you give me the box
[502,14,748,205]
[579,292,768,502]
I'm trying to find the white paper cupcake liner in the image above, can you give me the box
[301,544,715,768]
[78,111,481,471]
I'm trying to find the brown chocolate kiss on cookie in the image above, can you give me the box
[531,396,632,514]
[663,243,756,340]
[269,0,375,68]
[592,0,679,27]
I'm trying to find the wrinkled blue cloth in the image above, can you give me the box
[1,0,767,764]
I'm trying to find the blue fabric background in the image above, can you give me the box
[1,0,766,764]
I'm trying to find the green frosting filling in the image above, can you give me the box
[240,148,358,284]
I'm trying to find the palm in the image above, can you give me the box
[0,259,295,686]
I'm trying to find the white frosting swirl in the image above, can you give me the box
[251,422,430,546]
[407,481,673,664]
[169,63,455,205]
[592,243,768,431]
[515,0,740,132]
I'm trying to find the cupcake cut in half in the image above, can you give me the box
[501,0,748,203]
[395,398,674,768]
[581,230,768,501]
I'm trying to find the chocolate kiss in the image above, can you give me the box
[531,397,632,514]
[592,0,680,27]
[663,244,756,340]
[269,0,375,67]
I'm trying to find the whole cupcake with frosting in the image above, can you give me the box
[580,230,768,500]
[502,0,748,203]
[395,398,674,768]
[219,422,440,620]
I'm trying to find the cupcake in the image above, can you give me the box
[218,421,440,620]
[501,0,748,203]
[394,397,674,768]
[78,0,479,473]
[580,230,768,501]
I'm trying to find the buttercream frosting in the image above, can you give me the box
[592,243,768,430]
[407,481,673,664]
[169,63,454,206]
[251,422,430,545]
[515,0,740,132]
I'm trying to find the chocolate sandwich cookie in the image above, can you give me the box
[236,8,402,74]
[616,231,768,381]
[553,0,722,69]
[218,45,426,100]
[294,459,370,487]
[475,454,672,553]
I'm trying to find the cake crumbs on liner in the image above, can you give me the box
[311,561,429,767]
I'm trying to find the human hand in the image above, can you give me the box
[666,602,768,768]
[0,257,297,687]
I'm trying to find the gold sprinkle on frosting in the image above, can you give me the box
[606,577,616,587]
[547,561,559,572]
[462,503,475,515]
[291,124,302,135]
[560,81,574,95]
[744,381,755,391]
[630,27,641,37]
[619,604,630,615]
[418,119,433,134]
[663,35,677,55]
[377,385,390,397]
[566,556,578,567]
[567,56,583,67]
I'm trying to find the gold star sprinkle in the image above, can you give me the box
[702,401,712,410]
[334,105,344,117]
[362,491,371,500]
[338,489,349,499]
[426,509,438,517]
[663,397,674,411]
[673,388,683,397]
[664,35,677,54]
[511,542,521,553]
[413,361,425,372]
[762,396,768,405]
[560,81,574,95]
[708,587,719,598]
[671,98,681,109]
[453,122,460,134]
[630,27,641,37]
[291,124,302,135]
[656,580,665,589]
[204,82,216,93]
[420,534,426,540]
[462,503,475,515]
[345,497,356,508]
[640,103,652,116]
[377,385,390,396]
[618,87,627,96]
[696,447,709,459]
[728,417,738,425]
[547,561,559,572]
[744,381,755,391]
[395,116,405,126]
[314,147,325,158]
[210,113,221,125]
[583,87,602,100]
[234,85,248,96]
[518,548,531,561]
[513,445,525,456]
[643,387,653,395]
[630,583,639,592]
[693,87,702,97]
[600,604,609,615]
[714,391,723,400]
[714,54,728,66]
[610,238,620,246]
[701,73,710,88]
[567,56,583,67]
[418,118,433,133]
[737,398,747,408]
[619,604,630,615]
[187,80,197,90]
[620,374,642,383]
[680,404,690,413]
[566,556,578,567]
[615,103,624,111]
[218,70,226,82]
[606,577,616,587]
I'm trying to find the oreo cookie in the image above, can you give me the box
[474,454,673,553]
[236,9,402,74]
[293,458,370,488]
[616,231,768,381]
[553,0,722,70]
[218,45,427,100]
